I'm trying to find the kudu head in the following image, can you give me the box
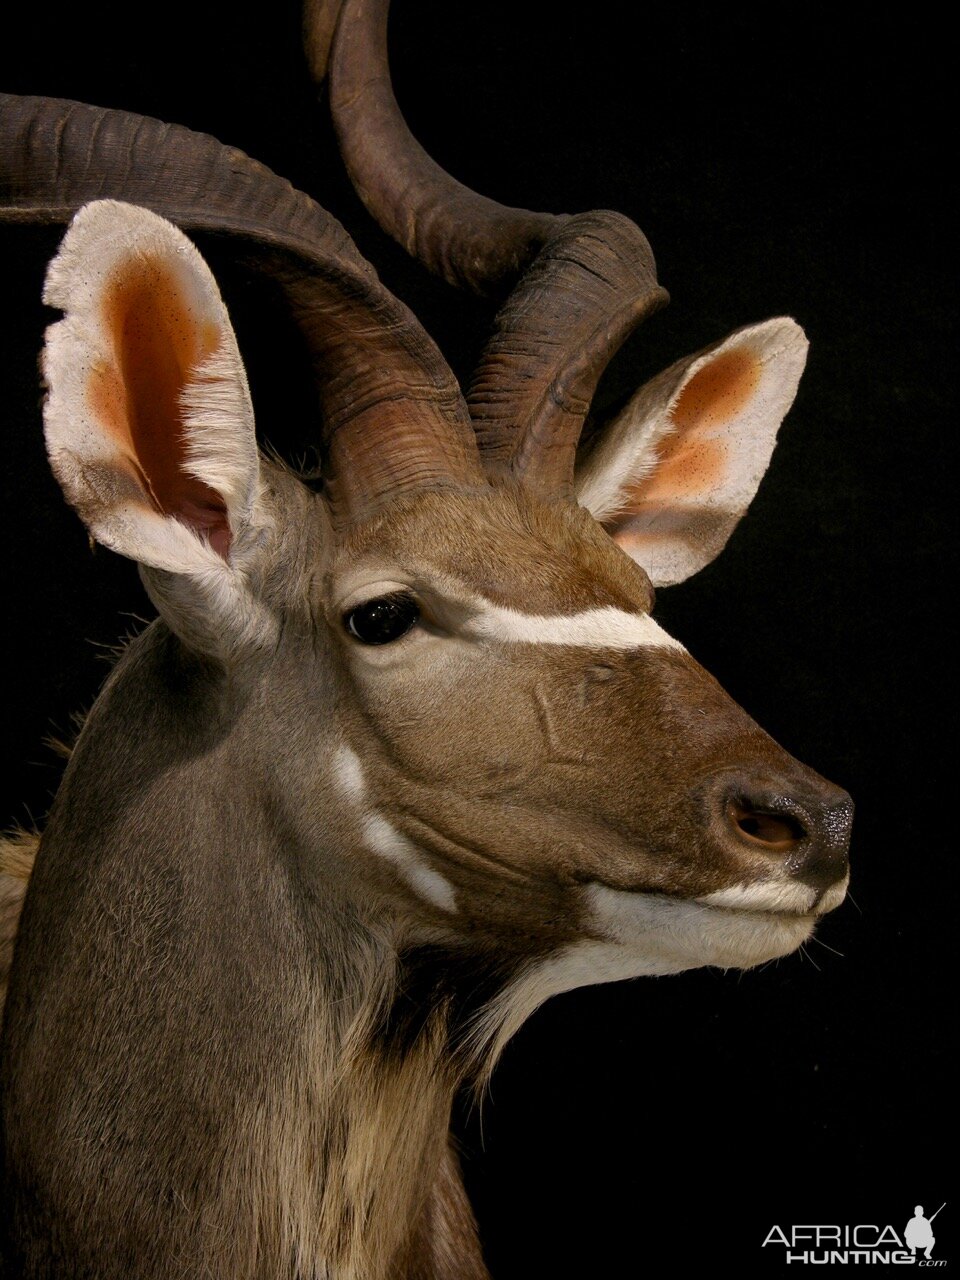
[0,0,851,1071]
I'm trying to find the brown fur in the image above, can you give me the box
[3,475,850,1278]
[332,488,822,924]
[1,63,849,1273]
[0,830,37,1016]
[2,468,848,1278]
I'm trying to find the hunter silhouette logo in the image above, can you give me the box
[905,1205,946,1261]
[762,1203,948,1265]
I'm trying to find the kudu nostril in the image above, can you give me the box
[719,775,854,890]
[728,798,807,851]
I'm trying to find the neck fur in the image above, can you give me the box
[4,626,491,1279]
[242,927,492,1280]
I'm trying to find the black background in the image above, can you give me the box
[0,4,952,1276]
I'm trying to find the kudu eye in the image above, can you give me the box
[344,593,420,645]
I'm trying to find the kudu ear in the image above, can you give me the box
[42,200,264,582]
[574,318,808,586]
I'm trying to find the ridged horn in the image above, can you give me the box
[314,0,668,499]
[313,0,559,296]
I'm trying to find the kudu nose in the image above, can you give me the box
[720,774,854,890]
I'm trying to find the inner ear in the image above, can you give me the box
[633,347,762,505]
[90,253,231,556]
[44,202,260,580]
[671,347,760,431]
[574,317,808,586]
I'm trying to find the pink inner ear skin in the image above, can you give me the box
[626,347,762,506]
[635,433,729,504]
[671,347,760,433]
[86,253,232,557]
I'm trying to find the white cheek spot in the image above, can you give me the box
[333,745,367,802]
[330,748,456,911]
[465,602,684,652]
[363,815,457,913]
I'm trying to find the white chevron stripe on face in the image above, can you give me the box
[462,602,684,652]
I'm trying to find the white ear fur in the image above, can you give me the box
[575,318,808,586]
[42,200,264,578]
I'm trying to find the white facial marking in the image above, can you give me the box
[816,873,850,914]
[587,882,816,969]
[468,881,818,1076]
[333,745,367,802]
[363,815,457,913]
[468,939,677,1074]
[699,880,816,914]
[699,871,849,916]
[331,747,457,912]
[464,602,683,652]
